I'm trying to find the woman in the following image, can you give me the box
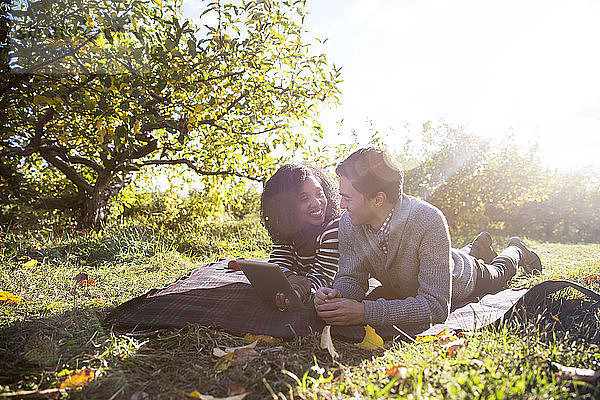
[261,164,342,309]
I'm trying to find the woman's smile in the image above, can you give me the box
[297,176,327,227]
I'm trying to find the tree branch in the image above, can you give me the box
[1,31,100,97]
[32,108,56,147]
[63,154,104,174]
[197,70,244,84]
[114,139,158,169]
[138,159,263,182]
[38,147,93,194]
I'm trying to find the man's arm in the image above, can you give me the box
[362,206,452,327]
[332,213,370,301]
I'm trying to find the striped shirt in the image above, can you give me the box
[268,217,340,290]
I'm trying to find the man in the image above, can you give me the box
[314,148,541,328]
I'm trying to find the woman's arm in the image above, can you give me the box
[304,218,340,289]
[269,243,298,274]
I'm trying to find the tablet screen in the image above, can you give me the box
[237,260,304,310]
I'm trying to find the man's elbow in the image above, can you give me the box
[430,301,450,324]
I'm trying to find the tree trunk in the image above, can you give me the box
[79,188,112,230]
[78,178,126,230]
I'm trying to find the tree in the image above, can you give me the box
[0,0,341,229]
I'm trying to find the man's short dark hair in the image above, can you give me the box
[335,147,403,203]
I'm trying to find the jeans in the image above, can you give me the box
[469,246,521,298]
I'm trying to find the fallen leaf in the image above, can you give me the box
[130,391,150,400]
[227,384,246,396]
[415,335,437,343]
[228,347,260,364]
[74,272,89,282]
[444,338,466,358]
[213,341,260,371]
[23,259,38,268]
[188,390,248,400]
[0,291,21,304]
[356,325,384,350]
[243,333,282,345]
[213,340,258,357]
[554,363,600,385]
[213,348,230,358]
[58,367,95,389]
[214,352,235,371]
[319,325,339,359]
[416,329,458,344]
[583,274,600,285]
[385,365,408,378]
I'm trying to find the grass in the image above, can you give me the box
[1,217,599,399]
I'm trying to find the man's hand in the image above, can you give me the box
[314,287,341,306]
[315,297,365,326]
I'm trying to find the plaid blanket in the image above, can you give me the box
[104,260,600,341]
[149,258,383,298]
[148,259,252,297]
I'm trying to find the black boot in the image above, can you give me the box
[469,232,498,264]
[508,237,542,275]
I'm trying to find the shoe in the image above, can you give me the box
[469,232,498,264]
[507,237,542,274]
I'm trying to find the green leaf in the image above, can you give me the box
[103,28,113,44]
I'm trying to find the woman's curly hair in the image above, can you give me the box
[261,164,341,244]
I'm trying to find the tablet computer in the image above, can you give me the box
[236,259,306,310]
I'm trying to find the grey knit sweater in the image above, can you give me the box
[333,194,477,328]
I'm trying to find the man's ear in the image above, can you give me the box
[373,191,387,208]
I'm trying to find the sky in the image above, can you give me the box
[183,0,600,172]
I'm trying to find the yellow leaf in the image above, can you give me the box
[33,95,51,105]
[416,329,458,344]
[356,325,384,350]
[133,120,140,135]
[23,259,38,268]
[187,391,248,400]
[214,352,235,371]
[213,341,260,371]
[59,368,95,389]
[415,335,436,343]
[443,338,466,358]
[152,0,162,7]
[385,364,408,378]
[98,129,105,144]
[243,333,282,345]
[0,291,21,304]
[319,325,338,359]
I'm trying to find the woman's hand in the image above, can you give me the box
[287,274,311,300]
[275,274,311,311]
